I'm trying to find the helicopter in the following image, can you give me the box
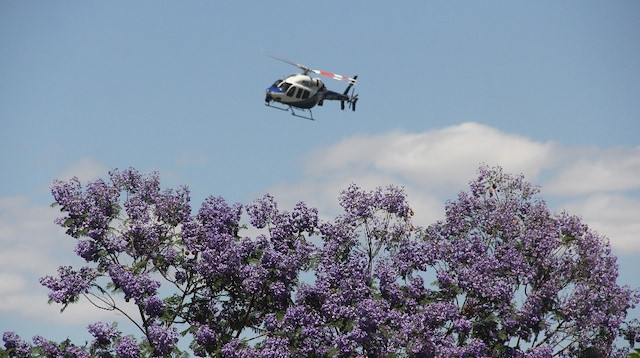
[264,54,358,120]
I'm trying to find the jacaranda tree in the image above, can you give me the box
[2,166,639,357]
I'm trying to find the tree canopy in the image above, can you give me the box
[2,166,639,357]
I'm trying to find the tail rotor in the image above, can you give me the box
[341,75,358,111]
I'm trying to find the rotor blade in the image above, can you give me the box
[266,53,313,73]
[266,53,357,84]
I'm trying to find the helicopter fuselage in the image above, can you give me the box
[265,74,327,109]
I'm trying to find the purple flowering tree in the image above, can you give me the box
[2,166,639,357]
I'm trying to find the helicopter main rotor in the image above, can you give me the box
[267,54,357,85]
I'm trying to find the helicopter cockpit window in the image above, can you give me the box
[272,80,283,87]
[280,82,291,91]
[286,86,296,97]
[296,88,303,99]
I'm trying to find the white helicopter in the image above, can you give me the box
[264,54,358,120]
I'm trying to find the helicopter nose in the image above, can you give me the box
[266,86,284,100]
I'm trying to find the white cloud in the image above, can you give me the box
[560,194,640,253]
[545,146,640,195]
[0,196,69,272]
[0,273,27,294]
[0,292,123,325]
[267,122,640,253]
[0,195,93,322]
[306,123,560,190]
[55,157,108,183]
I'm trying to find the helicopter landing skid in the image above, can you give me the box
[265,103,314,121]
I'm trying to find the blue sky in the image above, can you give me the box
[1,1,639,348]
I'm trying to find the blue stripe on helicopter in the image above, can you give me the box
[267,86,284,93]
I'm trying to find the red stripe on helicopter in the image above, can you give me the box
[316,70,353,83]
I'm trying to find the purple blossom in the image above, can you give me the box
[146,324,177,356]
[87,322,118,346]
[155,185,191,226]
[174,270,187,284]
[51,177,88,238]
[74,240,100,262]
[32,335,89,358]
[108,264,160,303]
[291,201,319,234]
[115,336,139,358]
[374,261,403,305]
[339,183,410,219]
[32,336,57,356]
[144,295,165,318]
[221,339,257,358]
[194,195,243,238]
[39,266,98,305]
[195,325,217,346]
[51,176,120,242]
[524,345,553,358]
[257,336,290,358]
[246,194,278,229]
[2,332,31,357]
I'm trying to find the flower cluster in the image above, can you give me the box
[146,325,177,356]
[2,332,31,357]
[114,336,140,358]
[39,266,98,306]
[3,166,637,357]
[87,322,118,347]
[32,336,89,358]
[108,264,160,304]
